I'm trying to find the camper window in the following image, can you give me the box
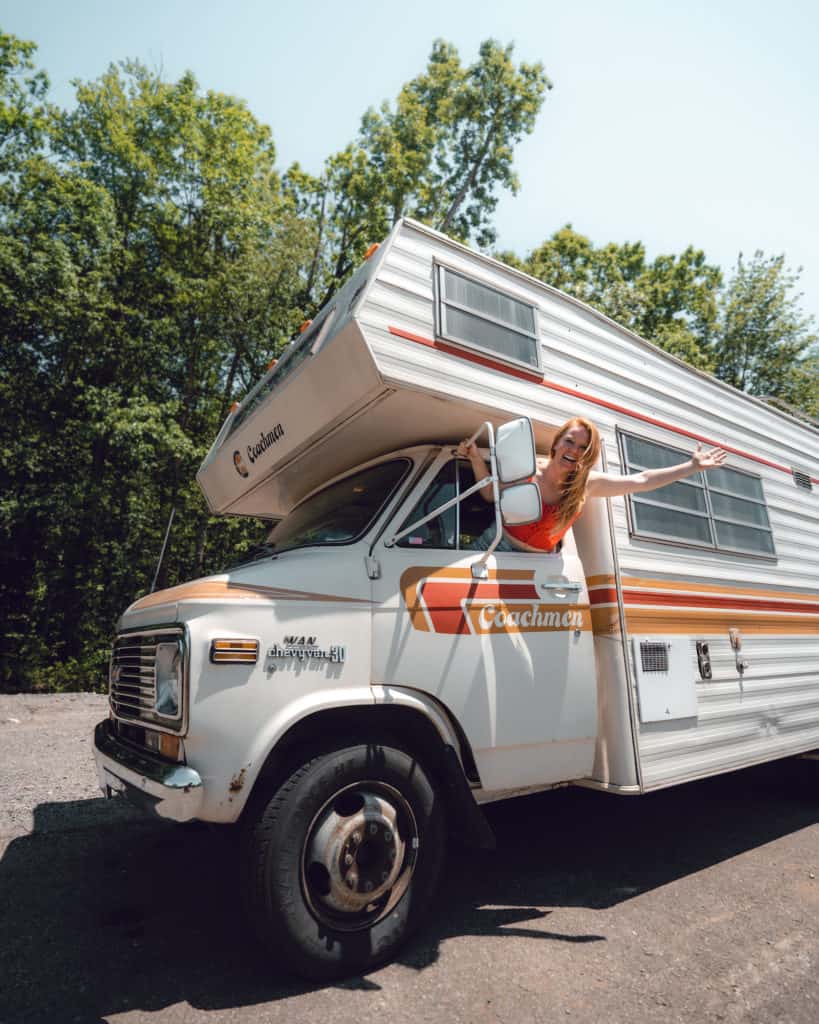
[620,432,776,558]
[436,265,540,371]
[396,460,495,550]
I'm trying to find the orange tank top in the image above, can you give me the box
[504,503,580,552]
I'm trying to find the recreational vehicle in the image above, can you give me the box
[93,219,819,978]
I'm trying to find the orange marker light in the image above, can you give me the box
[266,358,278,371]
[364,243,380,260]
[299,319,313,334]
[159,733,181,760]
[210,639,259,664]
[230,401,239,413]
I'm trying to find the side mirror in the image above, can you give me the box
[500,481,542,526]
[495,417,537,484]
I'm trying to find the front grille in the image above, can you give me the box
[109,629,183,724]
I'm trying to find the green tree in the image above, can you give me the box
[0,47,314,691]
[0,30,50,169]
[505,225,721,371]
[288,39,551,310]
[712,251,817,414]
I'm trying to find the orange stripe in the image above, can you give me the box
[400,565,536,632]
[130,579,371,611]
[591,606,621,636]
[626,608,819,635]
[623,589,819,615]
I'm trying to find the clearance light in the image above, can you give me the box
[266,358,278,370]
[210,639,259,664]
[364,242,380,260]
[230,401,239,413]
[298,319,313,334]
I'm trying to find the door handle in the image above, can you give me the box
[540,582,582,599]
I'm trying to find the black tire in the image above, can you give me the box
[242,741,446,980]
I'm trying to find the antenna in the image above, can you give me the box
[150,506,175,594]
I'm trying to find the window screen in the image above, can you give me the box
[437,266,540,370]
[621,432,775,558]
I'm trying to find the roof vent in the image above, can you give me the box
[792,468,813,491]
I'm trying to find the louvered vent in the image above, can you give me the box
[792,468,813,491]
[640,642,669,673]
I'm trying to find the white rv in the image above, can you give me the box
[93,219,819,979]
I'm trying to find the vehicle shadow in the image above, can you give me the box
[0,758,816,1022]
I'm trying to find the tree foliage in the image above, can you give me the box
[501,225,722,372]
[0,42,313,691]
[287,39,550,309]
[713,251,817,412]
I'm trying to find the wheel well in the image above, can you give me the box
[242,704,490,847]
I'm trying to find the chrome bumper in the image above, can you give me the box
[93,719,204,822]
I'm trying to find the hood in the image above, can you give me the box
[119,547,371,630]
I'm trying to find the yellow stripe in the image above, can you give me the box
[625,607,819,635]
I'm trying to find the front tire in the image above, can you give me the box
[242,742,446,979]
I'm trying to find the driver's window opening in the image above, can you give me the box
[397,460,496,550]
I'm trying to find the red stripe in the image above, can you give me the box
[419,578,540,634]
[388,325,819,484]
[589,588,619,605]
[421,580,540,602]
[622,589,819,614]
[388,326,545,383]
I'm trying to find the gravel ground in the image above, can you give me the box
[0,693,817,1024]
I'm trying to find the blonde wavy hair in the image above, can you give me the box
[550,417,602,529]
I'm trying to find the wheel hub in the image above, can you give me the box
[305,789,409,916]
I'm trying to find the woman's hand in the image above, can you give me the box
[455,438,479,459]
[691,444,728,471]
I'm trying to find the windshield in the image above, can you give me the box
[256,458,412,556]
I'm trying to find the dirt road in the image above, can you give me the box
[1,693,817,1024]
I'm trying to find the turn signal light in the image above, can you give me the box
[159,733,182,760]
[144,730,183,762]
[210,639,259,664]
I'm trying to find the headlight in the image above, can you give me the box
[154,640,182,717]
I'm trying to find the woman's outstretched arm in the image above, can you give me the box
[586,445,727,498]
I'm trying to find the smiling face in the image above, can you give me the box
[552,424,591,477]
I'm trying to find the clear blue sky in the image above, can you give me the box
[4,0,819,329]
